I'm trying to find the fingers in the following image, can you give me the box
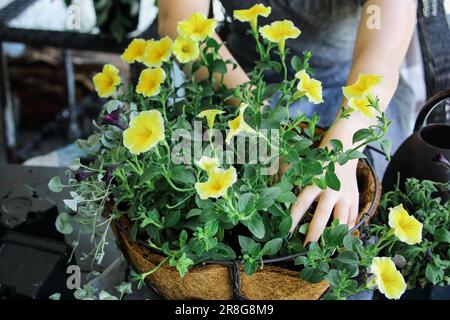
[333,200,349,224]
[348,199,359,229]
[304,192,336,244]
[289,186,320,233]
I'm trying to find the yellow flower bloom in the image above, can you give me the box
[173,36,200,63]
[294,70,324,104]
[142,36,173,67]
[197,155,219,173]
[92,64,121,98]
[347,96,377,119]
[121,38,147,64]
[197,109,225,129]
[369,257,406,300]
[388,204,423,245]
[225,104,256,144]
[135,68,166,97]
[123,110,165,155]
[234,4,271,32]
[195,167,237,200]
[259,20,301,53]
[342,74,383,100]
[177,12,217,42]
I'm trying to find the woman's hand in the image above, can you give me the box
[289,158,359,244]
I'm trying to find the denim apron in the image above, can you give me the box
[221,0,415,174]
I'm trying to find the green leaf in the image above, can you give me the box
[49,292,61,300]
[238,235,256,251]
[63,199,77,212]
[279,215,292,235]
[48,176,63,193]
[298,223,309,235]
[335,251,359,265]
[277,191,298,203]
[261,238,283,256]
[380,139,392,161]
[244,213,265,239]
[324,269,340,287]
[329,139,343,152]
[238,193,255,213]
[299,267,325,283]
[291,55,303,72]
[176,253,194,277]
[68,158,81,171]
[347,150,366,160]
[99,291,119,300]
[284,148,300,164]
[352,129,371,144]
[300,159,323,176]
[260,187,282,199]
[206,37,220,50]
[186,208,203,219]
[171,166,195,185]
[55,212,74,235]
[313,176,327,189]
[434,228,450,243]
[212,59,227,74]
[425,264,443,285]
[325,168,340,191]
[323,222,348,247]
[164,211,180,228]
[255,197,274,210]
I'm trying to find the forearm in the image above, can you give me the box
[321,0,416,152]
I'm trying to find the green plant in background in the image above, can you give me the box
[48,4,442,300]
[65,0,140,42]
[370,178,450,289]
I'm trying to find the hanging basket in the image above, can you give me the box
[111,158,381,300]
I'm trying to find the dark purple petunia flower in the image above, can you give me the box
[102,164,119,183]
[75,170,96,182]
[102,109,126,130]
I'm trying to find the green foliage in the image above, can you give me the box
[372,178,450,288]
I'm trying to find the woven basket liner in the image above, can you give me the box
[111,159,381,300]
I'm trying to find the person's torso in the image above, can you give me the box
[221,0,365,86]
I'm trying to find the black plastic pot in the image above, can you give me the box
[383,89,450,199]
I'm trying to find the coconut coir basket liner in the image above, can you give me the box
[111,159,381,300]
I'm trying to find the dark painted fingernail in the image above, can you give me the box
[285,232,292,240]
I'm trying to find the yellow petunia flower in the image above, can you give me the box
[173,36,200,64]
[388,204,423,245]
[195,167,237,200]
[121,38,148,64]
[342,74,383,100]
[135,68,166,97]
[294,70,324,104]
[142,36,173,67]
[225,104,256,144]
[369,257,406,300]
[92,64,122,98]
[259,20,301,53]
[234,4,271,32]
[197,109,225,129]
[347,96,377,119]
[197,155,220,173]
[123,110,165,155]
[177,12,217,42]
